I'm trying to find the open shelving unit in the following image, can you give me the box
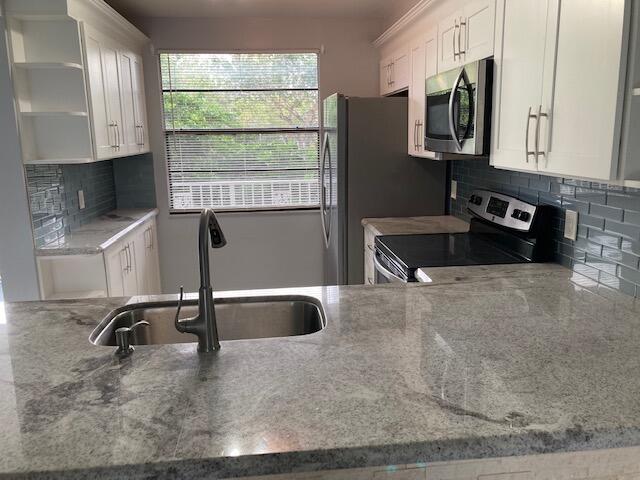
[6,13,94,164]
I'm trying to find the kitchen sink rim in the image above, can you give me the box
[89,294,327,347]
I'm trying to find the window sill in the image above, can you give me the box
[168,206,320,216]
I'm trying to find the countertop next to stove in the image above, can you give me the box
[361,215,469,236]
[2,263,640,479]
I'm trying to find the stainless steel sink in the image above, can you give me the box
[90,296,325,347]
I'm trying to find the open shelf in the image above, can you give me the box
[13,61,83,70]
[21,111,88,117]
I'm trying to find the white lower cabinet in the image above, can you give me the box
[132,220,161,296]
[37,217,161,300]
[104,237,138,297]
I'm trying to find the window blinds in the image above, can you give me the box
[160,53,320,211]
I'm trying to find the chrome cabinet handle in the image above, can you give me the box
[525,107,537,163]
[417,121,423,149]
[124,244,132,272]
[108,122,117,148]
[453,19,459,58]
[414,120,418,150]
[534,105,549,164]
[391,61,395,85]
[459,17,466,55]
[448,68,465,151]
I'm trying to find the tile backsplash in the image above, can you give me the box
[450,159,640,298]
[26,162,116,247]
[26,154,156,248]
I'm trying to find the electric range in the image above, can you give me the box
[373,190,554,283]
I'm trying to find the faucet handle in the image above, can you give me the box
[174,286,185,332]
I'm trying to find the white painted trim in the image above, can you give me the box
[373,0,440,47]
[67,0,149,49]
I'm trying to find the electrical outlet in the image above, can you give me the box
[450,180,457,200]
[78,190,86,210]
[564,210,578,241]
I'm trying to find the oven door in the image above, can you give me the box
[425,62,479,155]
[373,250,408,284]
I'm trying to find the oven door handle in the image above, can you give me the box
[374,254,405,283]
[447,67,465,152]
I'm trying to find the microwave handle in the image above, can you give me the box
[447,67,465,152]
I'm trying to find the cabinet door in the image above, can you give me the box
[538,0,627,180]
[462,0,495,63]
[409,41,425,156]
[146,220,162,294]
[132,54,149,152]
[132,220,162,295]
[490,0,549,172]
[409,29,438,158]
[380,58,391,96]
[438,11,461,72]
[118,50,138,155]
[101,41,124,153]
[390,49,410,93]
[84,28,113,159]
[104,242,126,297]
[122,240,138,296]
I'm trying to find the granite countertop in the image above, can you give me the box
[35,208,159,256]
[2,263,640,479]
[361,215,469,236]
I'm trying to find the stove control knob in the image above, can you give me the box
[470,195,483,206]
[511,209,522,219]
[518,211,531,222]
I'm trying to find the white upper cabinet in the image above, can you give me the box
[491,0,630,181]
[132,54,149,152]
[408,27,438,158]
[379,48,410,96]
[438,0,495,73]
[538,0,628,180]
[4,0,150,165]
[491,0,550,172]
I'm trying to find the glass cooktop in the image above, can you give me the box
[375,233,529,272]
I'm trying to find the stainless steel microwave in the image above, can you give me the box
[425,58,492,156]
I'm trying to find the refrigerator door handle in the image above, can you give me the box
[320,132,331,248]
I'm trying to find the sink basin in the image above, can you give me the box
[90,296,325,346]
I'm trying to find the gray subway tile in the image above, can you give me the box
[604,219,640,240]
[589,203,624,222]
[579,214,605,230]
[618,265,640,286]
[607,193,640,212]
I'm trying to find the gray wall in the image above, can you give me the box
[134,16,384,293]
[451,159,640,298]
[0,13,39,302]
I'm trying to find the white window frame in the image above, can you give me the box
[158,49,322,214]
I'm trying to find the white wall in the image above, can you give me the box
[0,12,40,302]
[134,16,383,293]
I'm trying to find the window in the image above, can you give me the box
[160,52,320,212]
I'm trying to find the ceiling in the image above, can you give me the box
[105,0,420,20]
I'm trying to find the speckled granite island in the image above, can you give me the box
[2,264,640,479]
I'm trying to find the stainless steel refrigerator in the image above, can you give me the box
[321,93,447,286]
